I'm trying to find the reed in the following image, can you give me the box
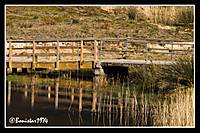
[160,55,194,87]
[91,80,194,126]
[127,6,194,25]
[128,55,194,91]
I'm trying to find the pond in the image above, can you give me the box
[6,75,194,127]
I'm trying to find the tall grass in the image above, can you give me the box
[127,6,194,25]
[160,56,194,87]
[129,55,194,91]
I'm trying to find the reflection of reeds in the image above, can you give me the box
[7,74,194,126]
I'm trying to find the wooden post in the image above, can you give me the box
[79,81,83,112]
[32,41,36,70]
[71,88,74,102]
[145,42,148,60]
[24,84,28,98]
[124,40,128,58]
[48,86,51,100]
[72,42,75,60]
[55,81,59,109]
[100,41,103,60]
[56,40,60,69]
[31,77,35,108]
[119,41,123,58]
[94,40,98,64]
[92,90,97,112]
[80,40,84,65]
[171,41,173,60]
[7,81,11,106]
[8,41,12,73]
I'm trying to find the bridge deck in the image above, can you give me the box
[6,58,175,65]
[100,59,175,65]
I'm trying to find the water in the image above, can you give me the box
[6,75,194,127]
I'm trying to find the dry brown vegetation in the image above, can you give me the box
[6,6,194,40]
[126,6,194,25]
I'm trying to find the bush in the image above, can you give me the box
[19,21,33,28]
[127,7,137,20]
[177,7,194,24]
[42,16,56,25]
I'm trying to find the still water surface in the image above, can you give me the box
[6,75,194,127]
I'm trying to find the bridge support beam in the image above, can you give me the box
[94,62,105,76]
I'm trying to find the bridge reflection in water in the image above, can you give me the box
[6,75,194,126]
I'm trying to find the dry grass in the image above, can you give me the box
[93,80,194,126]
[6,6,194,40]
[127,6,194,25]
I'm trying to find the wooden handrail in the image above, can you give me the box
[6,37,194,43]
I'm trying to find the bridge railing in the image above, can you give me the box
[6,37,194,72]
[97,37,194,61]
[6,39,100,72]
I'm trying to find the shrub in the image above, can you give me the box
[127,7,137,20]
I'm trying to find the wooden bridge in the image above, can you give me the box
[6,37,194,74]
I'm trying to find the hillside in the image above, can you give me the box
[6,6,194,41]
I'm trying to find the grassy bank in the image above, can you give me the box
[6,6,194,40]
[128,55,194,92]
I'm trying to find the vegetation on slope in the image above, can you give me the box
[6,6,194,40]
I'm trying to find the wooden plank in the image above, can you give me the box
[56,40,60,69]
[21,46,56,49]
[12,53,33,57]
[36,53,57,56]
[147,48,170,51]
[12,62,32,68]
[35,46,56,49]
[32,41,36,69]
[8,41,12,73]
[72,42,75,60]
[147,51,193,55]
[59,53,79,56]
[169,49,193,52]
[10,47,32,50]
[100,59,175,65]
[80,40,84,65]
[171,43,194,46]
[35,62,55,69]
[60,46,92,49]
[7,37,193,43]
[94,40,98,64]
[79,62,93,69]
[59,62,79,70]
[101,49,145,53]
